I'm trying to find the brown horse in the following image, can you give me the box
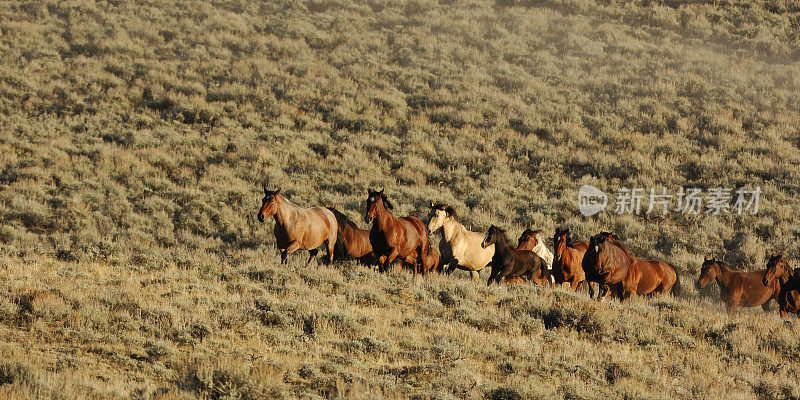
[517,229,550,286]
[364,189,431,276]
[637,259,680,296]
[423,245,440,274]
[327,207,375,265]
[582,233,633,300]
[697,257,778,314]
[257,187,337,264]
[552,226,590,293]
[763,254,800,318]
[482,226,544,286]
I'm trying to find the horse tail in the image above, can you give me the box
[327,207,350,260]
[671,269,682,298]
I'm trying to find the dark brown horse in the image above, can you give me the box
[482,226,544,286]
[364,189,431,276]
[257,187,338,264]
[763,254,800,318]
[697,257,778,314]
[552,226,590,293]
[327,207,375,265]
[582,233,635,300]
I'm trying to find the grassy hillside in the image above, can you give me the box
[1,0,800,398]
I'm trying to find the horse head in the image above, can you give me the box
[583,233,618,276]
[258,186,281,222]
[764,253,791,286]
[365,188,392,224]
[517,229,541,250]
[428,203,455,234]
[482,225,503,249]
[697,257,722,290]
[553,226,570,258]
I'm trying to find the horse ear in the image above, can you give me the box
[378,188,384,195]
[263,183,268,195]
[275,188,281,195]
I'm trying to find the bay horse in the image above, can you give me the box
[481,225,544,286]
[582,233,635,301]
[364,189,430,276]
[762,254,800,318]
[257,187,337,264]
[552,226,590,293]
[327,207,375,266]
[427,203,493,281]
[516,229,552,286]
[696,257,778,314]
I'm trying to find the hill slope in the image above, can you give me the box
[1,0,800,398]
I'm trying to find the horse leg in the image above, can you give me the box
[285,241,301,255]
[446,260,459,275]
[307,248,319,265]
[726,299,739,315]
[497,266,514,286]
[487,267,499,286]
[280,250,288,264]
[470,270,480,281]
[622,286,635,302]
[599,284,611,302]
[326,239,335,264]
[383,249,400,273]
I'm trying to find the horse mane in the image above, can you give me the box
[432,203,456,217]
[589,233,634,258]
[327,207,357,229]
[380,193,394,210]
[589,233,607,247]
[490,225,512,247]
[520,228,541,238]
[555,226,578,246]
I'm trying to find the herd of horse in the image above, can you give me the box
[257,187,800,317]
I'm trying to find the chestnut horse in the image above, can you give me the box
[427,204,493,281]
[762,254,800,318]
[517,229,551,286]
[364,189,430,276]
[696,257,778,314]
[551,226,595,296]
[423,245,440,274]
[327,207,375,265]
[636,259,680,296]
[482,225,544,286]
[257,187,337,264]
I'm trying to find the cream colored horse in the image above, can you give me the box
[428,204,493,281]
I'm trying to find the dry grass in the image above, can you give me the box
[1,0,800,398]
[2,252,800,399]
